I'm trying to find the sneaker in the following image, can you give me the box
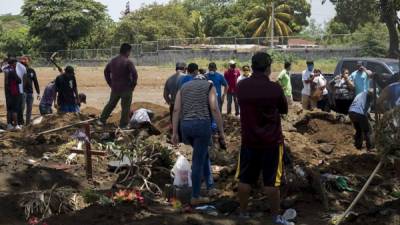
[14,125,22,130]
[6,124,13,130]
[96,120,104,126]
[274,215,295,225]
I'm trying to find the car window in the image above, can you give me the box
[387,62,399,73]
[367,62,390,75]
[341,61,358,73]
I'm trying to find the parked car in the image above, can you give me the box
[291,57,400,102]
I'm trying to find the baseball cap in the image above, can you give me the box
[306,60,314,65]
[228,60,236,65]
[78,93,86,104]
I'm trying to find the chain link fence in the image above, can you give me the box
[33,34,363,67]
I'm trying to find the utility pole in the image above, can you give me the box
[270,1,274,48]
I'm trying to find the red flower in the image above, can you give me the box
[28,217,39,225]
[135,190,144,204]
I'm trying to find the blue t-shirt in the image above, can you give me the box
[206,72,227,97]
[178,75,194,90]
[349,92,371,115]
[378,82,400,110]
[350,70,370,95]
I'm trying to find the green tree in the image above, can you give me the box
[328,0,379,33]
[0,27,31,56]
[115,3,193,44]
[281,0,311,32]
[326,21,349,35]
[247,1,293,37]
[0,14,27,31]
[22,0,107,51]
[190,11,206,38]
[73,16,117,49]
[352,22,388,57]
[325,0,400,57]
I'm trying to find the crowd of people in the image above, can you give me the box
[300,60,383,151]
[1,55,86,130]
[1,43,399,225]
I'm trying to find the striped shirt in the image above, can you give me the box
[180,80,212,120]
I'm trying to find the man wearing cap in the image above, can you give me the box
[206,62,228,111]
[224,60,241,115]
[236,52,290,224]
[55,66,80,113]
[20,56,40,125]
[164,62,186,121]
[99,43,138,128]
[301,60,315,110]
[350,61,371,96]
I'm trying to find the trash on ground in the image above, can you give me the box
[171,155,192,187]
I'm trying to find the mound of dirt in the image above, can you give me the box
[131,102,170,133]
[81,106,102,118]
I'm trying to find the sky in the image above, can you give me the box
[0,0,336,26]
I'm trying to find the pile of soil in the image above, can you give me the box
[0,102,398,225]
[131,102,170,133]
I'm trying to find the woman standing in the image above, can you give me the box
[311,69,329,111]
[331,69,355,114]
[172,63,226,205]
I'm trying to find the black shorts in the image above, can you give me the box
[6,95,21,113]
[237,144,284,187]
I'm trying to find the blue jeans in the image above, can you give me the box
[39,104,53,115]
[227,93,239,115]
[25,93,34,124]
[181,119,214,198]
[60,104,80,113]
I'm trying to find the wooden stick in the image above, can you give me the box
[37,118,98,136]
[336,156,385,225]
[69,148,106,156]
[84,123,93,180]
[0,113,41,117]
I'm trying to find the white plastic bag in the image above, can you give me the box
[130,108,151,125]
[171,155,192,187]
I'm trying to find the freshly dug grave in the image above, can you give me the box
[0,103,399,225]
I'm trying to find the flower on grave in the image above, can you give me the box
[28,217,39,225]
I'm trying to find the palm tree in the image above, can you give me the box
[248,1,293,38]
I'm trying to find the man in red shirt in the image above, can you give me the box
[98,43,138,128]
[224,60,240,115]
[236,52,290,224]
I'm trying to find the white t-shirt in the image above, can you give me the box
[16,62,27,94]
[237,75,249,84]
[313,75,328,95]
[302,70,312,96]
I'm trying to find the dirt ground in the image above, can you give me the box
[0,67,399,225]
